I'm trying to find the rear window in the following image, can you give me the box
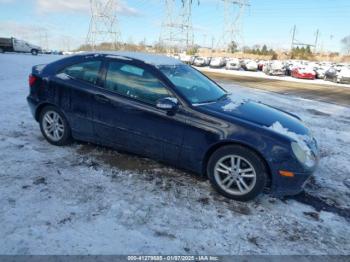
[62,61,101,85]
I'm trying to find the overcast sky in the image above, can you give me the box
[0,0,349,52]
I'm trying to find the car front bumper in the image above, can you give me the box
[271,171,313,197]
[298,74,315,79]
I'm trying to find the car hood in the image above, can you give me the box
[196,97,309,136]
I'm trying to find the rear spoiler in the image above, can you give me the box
[32,64,47,75]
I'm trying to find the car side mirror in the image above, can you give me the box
[156,97,179,112]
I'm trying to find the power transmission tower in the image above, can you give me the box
[160,0,195,52]
[86,0,120,50]
[218,0,249,50]
[290,25,319,52]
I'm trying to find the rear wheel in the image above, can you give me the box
[207,145,267,201]
[39,106,71,146]
[0,48,4,53]
[31,49,38,55]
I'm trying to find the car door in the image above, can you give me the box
[50,59,103,140]
[92,59,186,163]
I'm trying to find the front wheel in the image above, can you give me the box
[31,49,38,55]
[39,106,71,146]
[207,145,267,201]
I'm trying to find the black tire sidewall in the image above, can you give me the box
[39,106,71,146]
[207,145,267,201]
[31,49,38,55]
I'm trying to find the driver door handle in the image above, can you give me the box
[94,94,110,103]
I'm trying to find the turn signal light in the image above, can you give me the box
[279,171,295,177]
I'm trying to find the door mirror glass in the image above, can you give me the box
[156,97,178,111]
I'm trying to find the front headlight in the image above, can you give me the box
[291,141,315,168]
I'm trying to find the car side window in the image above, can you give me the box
[62,61,101,85]
[105,61,171,105]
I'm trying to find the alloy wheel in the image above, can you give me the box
[214,155,257,196]
[42,111,65,142]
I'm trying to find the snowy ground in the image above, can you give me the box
[0,53,350,255]
[196,66,350,88]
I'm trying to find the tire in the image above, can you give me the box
[207,145,267,201]
[39,106,72,146]
[0,48,4,53]
[31,49,38,55]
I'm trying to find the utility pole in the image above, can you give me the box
[211,37,215,52]
[314,29,319,53]
[86,0,120,50]
[291,25,296,51]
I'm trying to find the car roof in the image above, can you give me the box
[79,51,183,66]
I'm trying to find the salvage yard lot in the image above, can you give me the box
[199,68,350,107]
[0,53,350,254]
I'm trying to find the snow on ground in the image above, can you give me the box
[0,53,349,255]
[196,66,350,88]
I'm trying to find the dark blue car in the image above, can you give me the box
[27,52,319,201]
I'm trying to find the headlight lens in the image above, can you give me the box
[291,141,315,168]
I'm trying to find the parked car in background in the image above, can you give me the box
[0,37,42,55]
[335,67,350,84]
[42,49,52,55]
[26,51,319,201]
[179,54,193,64]
[225,58,241,70]
[172,54,180,60]
[193,56,210,67]
[257,60,266,71]
[291,67,316,80]
[285,63,295,76]
[244,60,258,71]
[313,66,327,79]
[210,57,226,68]
[324,67,338,82]
[52,50,64,55]
[263,61,285,76]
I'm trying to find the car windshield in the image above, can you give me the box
[158,64,226,104]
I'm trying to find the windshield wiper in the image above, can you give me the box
[218,93,230,101]
[195,93,230,105]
